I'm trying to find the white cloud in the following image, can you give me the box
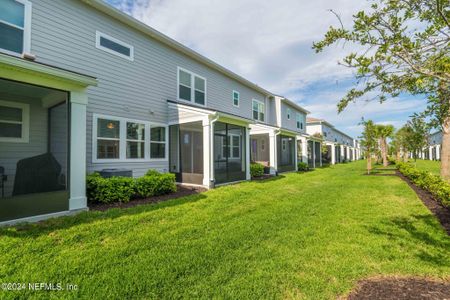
[107,0,429,138]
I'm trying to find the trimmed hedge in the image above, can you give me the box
[250,163,265,178]
[297,162,309,172]
[87,170,176,203]
[396,162,450,208]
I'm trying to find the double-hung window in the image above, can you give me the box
[0,100,29,143]
[96,118,121,159]
[0,0,31,55]
[252,99,265,122]
[221,134,241,159]
[94,115,168,162]
[150,127,166,159]
[296,113,303,130]
[232,90,240,107]
[287,108,291,120]
[178,68,206,105]
[126,122,145,159]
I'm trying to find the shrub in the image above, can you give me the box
[250,163,265,177]
[297,162,309,172]
[396,162,450,208]
[87,169,177,203]
[136,172,177,198]
[86,173,135,203]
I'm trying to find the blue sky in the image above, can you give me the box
[105,0,428,138]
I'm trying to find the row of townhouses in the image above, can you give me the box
[412,131,442,161]
[0,0,361,224]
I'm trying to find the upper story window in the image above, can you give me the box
[324,132,327,137]
[0,100,29,143]
[232,90,240,107]
[178,68,206,106]
[96,31,134,61]
[287,108,291,120]
[0,0,31,56]
[252,99,265,122]
[93,114,167,162]
[296,113,303,129]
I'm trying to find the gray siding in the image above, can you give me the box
[280,102,306,134]
[28,0,269,175]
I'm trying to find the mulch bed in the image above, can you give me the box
[396,170,450,235]
[346,277,450,300]
[89,185,207,211]
[251,174,275,181]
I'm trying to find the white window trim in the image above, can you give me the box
[229,134,241,159]
[287,108,291,120]
[232,90,240,107]
[0,100,29,143]
[252,99,265,122]
[177,67,207,106]
[125,121,146,160]
[92,114,168,163]
[0,0,32,57]
[95,31,134,61]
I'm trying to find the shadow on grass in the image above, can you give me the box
[252,175,285,184]
[0,193,207,238]
[366,214,450,267]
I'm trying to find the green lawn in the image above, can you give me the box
[0,161,449,299]
[412,159,441,175]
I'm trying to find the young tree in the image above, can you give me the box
[313,0,450,179]
[405,116,429,161]
[360,119,378,174]
[391,126,410,162]
[375,124,395,167]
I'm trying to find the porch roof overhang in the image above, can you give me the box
[0,54,98,93]
[168,100,255,127]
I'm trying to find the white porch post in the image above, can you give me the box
[437,145,441,160]
[340,145,344,162]
[301,137,308,163]
[429,146,433,160]
[245,126,251,180]
[202,117,212,187]
[331,143,336,164]
[69,91,88,211]
[294,137,298,170]
[269,131,277,174]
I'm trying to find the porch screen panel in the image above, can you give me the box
[322,145,332,165]
[277,135,295,172]
[307,140,314,168]
[170,122,204,185]
[314,141,321,167]
[214,122,246,184]
[0,83,69,222]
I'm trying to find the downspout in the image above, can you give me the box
[209,113,219,188]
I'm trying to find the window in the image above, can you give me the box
[287,108,291,120]
[126,122,145,159]
[296,113,303,129]
[252,99,265,122]
[97,118,120,159]
[221,134,241,159]
[232,90,240,107]
[96,31,134,61]
[93,114,167,162]
[282,139,287,151]
[0,100,29,143]
[178,68,206,105]
[0,0,31,55]
[324,132,327,137]
[150,127,166,159]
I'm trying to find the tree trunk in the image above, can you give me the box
[381,138,388,167]
[367,152,372,175]
[396,150,401,162]
[403,150,409,162]
[441,118,450,181]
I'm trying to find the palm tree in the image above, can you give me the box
[375,124,395,167]
[360,120,378,174]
